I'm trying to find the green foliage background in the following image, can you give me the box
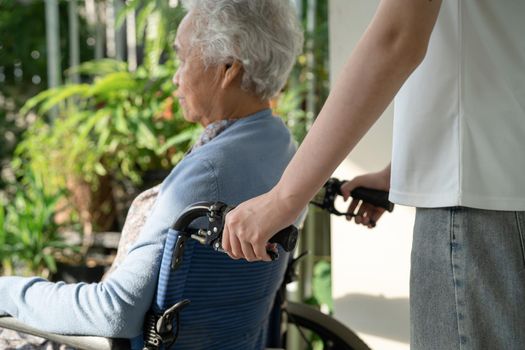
[0,2,333,318]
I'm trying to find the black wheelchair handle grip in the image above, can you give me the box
[350,187,394,212]
[268,225,298,252]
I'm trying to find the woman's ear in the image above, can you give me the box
[221,60,243,89]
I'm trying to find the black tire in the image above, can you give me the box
[284,302,371,350]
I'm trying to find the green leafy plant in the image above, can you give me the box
[0,199,12,274]
[0,170,77,277]
[18,59,198,189]
[273,84,308,143]
[6,0,193,256]
[303,259,334,350]
[116,0,185,73]
[15,58,200,235]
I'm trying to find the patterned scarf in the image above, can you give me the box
[188,119,237,154]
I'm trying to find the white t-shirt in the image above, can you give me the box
[390,0,525,210]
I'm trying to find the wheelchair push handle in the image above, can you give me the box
[173,201,298,260]
[349,187,394,212]
[311,177,394,216]
[223,205,298,254]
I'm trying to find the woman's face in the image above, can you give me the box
[172,15,222,127]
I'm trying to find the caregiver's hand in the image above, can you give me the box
[222,189,302,262]
[340,164,391,228]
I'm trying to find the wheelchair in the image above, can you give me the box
[0,178,393,350]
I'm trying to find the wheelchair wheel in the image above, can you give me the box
[283,302,371,350]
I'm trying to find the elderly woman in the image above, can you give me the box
[0,1,303,349]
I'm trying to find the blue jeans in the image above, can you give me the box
[411,207,525,350]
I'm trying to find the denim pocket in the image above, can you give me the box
[515,212,525,267]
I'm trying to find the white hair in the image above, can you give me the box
[180,0,304,100]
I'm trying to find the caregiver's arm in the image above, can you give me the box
[0,160,217,338]
[223,0,442,261]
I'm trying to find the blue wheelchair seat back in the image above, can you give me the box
[132,203,294,350]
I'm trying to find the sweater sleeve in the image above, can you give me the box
[0,158,218,338]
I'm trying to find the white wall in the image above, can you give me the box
[329,1,414,349]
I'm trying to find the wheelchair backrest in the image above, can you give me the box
[131,227,290,350]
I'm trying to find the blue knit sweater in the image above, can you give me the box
[0,109,296,349]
